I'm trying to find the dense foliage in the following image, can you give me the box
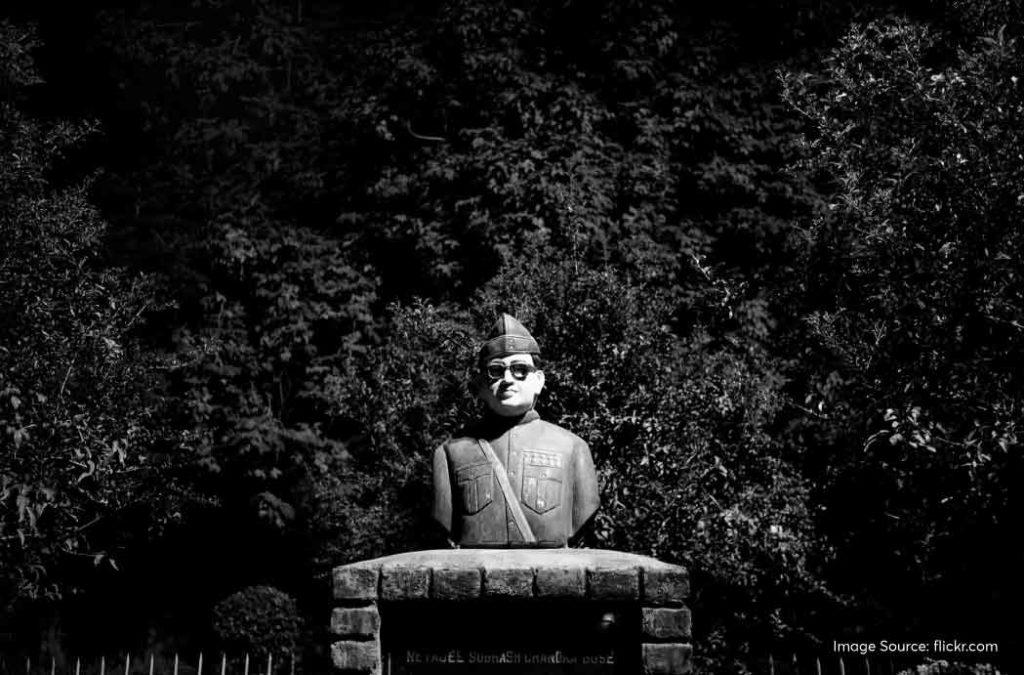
[781,11,1024,647]
[0,21,185,613]
[212,585,302,657]
[2,0,1022,671]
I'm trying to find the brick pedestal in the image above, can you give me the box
[330,549,692,674]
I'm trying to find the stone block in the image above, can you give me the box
[483,567,534,598]
[432,567,481,600]
[643,567,689,605]
[381,566,430,600]
[588,567,640,600]
[535,567,586,598]
[642,607,692,640]
[330,606,380,638]
[642,643,693,674]
[333,566,379,601]
[331,640,381,674]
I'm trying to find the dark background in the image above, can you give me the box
[2,0,1022,672]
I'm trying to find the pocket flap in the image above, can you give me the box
[456,462,492,482]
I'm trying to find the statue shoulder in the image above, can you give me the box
[436,433,484,462]
[534,419,589,449]
[442,434,478,450]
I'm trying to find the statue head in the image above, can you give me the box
[474,314,545,417]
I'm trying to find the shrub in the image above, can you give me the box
[211,585,301,657]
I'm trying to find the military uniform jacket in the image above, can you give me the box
[432,410,600,547]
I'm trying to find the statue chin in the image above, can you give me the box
[484,397,535,417]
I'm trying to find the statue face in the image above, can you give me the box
[476,353,545,417]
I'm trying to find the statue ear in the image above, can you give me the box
[535,369,545,391]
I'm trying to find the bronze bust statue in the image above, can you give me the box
[432,314,600,547]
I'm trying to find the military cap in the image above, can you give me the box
[478,313,540,362]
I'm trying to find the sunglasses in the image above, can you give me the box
[484,362,538,381]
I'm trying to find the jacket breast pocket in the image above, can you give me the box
[456,462,494,515]
[522,465,562,514]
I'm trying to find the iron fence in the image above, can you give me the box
[1,650,1007,674]
[0,653,298,675]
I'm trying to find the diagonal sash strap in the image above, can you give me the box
[477,439,537,544]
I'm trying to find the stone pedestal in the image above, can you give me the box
[330,549,691,674]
